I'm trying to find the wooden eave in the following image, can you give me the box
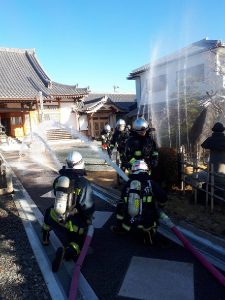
[51,94,87,100]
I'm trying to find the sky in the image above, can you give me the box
[1,0,225,94]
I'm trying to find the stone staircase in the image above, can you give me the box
[46,129,73,141]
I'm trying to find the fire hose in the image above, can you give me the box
[69,224,94,300]
[159,211,225,287]
[103,152,225,288]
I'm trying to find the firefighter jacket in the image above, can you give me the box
[53,167,95,219]
[116,172,168,231]
[110,128,130,154]
[100,129,112,145]
[125,130,158,169]
[42,167,95,255]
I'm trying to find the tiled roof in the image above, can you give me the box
[128,38,225,79]
[0,48,88,100]
[82,93,136,112]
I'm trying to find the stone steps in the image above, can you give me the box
[46,129,72,141]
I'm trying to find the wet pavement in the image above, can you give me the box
[0,140,225,299]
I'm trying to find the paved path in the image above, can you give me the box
[1,140,225,299]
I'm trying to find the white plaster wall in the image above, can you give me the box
[136,48,225,107]
[79,114,88,130]
[60,102,78,130]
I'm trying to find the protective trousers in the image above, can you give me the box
[42,207,87,259]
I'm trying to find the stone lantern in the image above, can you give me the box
[201,122,225,188]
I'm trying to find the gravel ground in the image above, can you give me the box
[0,193,51,300]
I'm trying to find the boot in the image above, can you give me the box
[143,228,156,246]
[52,247,65,272]
[64,245,79,261]
[42,229,50,246]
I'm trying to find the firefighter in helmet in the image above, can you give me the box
[42,151,95,272]
[109,119,130,164]
[111,160,167,245]
[100,123,112,157]
[125,117,158,172]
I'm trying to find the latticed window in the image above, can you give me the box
[176,64,204,86]
[11,116,22,125]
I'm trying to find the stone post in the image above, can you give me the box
[0,158,13,195]
[201,122,225,189]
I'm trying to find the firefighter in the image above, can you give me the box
[111,160,167,245]
[125,117,158,173]
[109,119,130,168]
[100,123,112,157]
[42,151,95,272]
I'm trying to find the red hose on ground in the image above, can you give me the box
[69,225,94,300]
[171,226,225,287]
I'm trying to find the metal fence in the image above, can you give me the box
[179,154,225,212]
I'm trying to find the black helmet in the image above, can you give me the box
[211,122,225,133]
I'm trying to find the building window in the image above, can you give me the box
[149,74,167,92]
[176,64,204,86]
[11,116,22,125]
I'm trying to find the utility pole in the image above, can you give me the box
[113,85,119,93]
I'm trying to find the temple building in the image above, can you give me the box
[77,93,136,138]
[0,48,88,138]
[0,47,136,140]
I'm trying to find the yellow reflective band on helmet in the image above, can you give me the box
[122,223,131,231]
[116,214,124,220]
[129,158,136,165]
[69,242,80,255]
[74,188,81,195]
[152,151,158,156]
[134,150,142,156]
[42,223,51,231]
[124,197,128,203]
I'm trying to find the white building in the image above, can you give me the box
[127,39,225,147]
[128,38,225,107]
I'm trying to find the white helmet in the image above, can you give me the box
[116,119,126,131]
[66,151,84,169]
[132,117,149,135]
[131,160,149,174]
[104,124,111,132]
